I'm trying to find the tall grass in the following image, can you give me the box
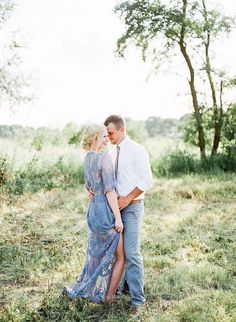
[0,174,236,321]
[1,137,235,200]
[0,141,85,197]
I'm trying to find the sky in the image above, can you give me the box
[1,0,236,128]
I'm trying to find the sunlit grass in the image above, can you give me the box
[1,174,236,321]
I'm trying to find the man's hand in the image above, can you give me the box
[88,188,94,200]
[118,195,131,210]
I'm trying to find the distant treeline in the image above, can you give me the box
[1,113,234,164]
[0,116,184,146]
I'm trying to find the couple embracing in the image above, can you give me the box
[63,115,153,308]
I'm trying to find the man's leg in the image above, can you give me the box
[122,202,145,306]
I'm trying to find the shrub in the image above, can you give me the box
[0,155,9,185]
[152,150,197,177]
[152,150,236,177]
[0,155,84,196]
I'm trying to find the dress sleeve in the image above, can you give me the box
[101,153,116,194]
[84,157,91,191]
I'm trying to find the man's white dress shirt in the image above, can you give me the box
[109,136,153,200]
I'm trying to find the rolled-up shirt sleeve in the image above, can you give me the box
[135,146,153,192]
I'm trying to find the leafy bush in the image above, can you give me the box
[152,150,198,177]
[0,155,10,185]
[152,150,236,177]
[180,104,236,156]
[0,155,84,196]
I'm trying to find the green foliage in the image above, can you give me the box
[125,117,148,143]
[68,124,86,146]
[1,132,235,199]
[221,103,236,155]
[180,111,215,149]
[152,150,198,176]
[31,127,64,151]
[181,104,236,156]
[115,0,234,60]
[0,154,11,186]
[115,0,182,57]
[0,0,33,106]
[0,154,84,196]
[152,149,236,177]
[145,116,179,137]
[0,124,35,140]
[0,0,14,28]
[0,123,86,148]
[115,0,236,157]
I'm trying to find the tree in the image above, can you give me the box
[0,0,14,27]
[125,117,148,143]
[145,116,179,137]
[0,0,32,107]
[180,110,216,149]
[221,103,236,158]
[115,0,235,159]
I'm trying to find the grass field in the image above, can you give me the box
[1,172,236,321]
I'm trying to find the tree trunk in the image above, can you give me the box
[180,0,206,159]
[202,0,223,156]
[211,81,224,155]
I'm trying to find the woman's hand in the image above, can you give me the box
[88,188,94,200]
[115,218,123,233]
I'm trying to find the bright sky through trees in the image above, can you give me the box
[1,0,236,128]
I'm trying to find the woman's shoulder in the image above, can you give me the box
[100,151,114,168]
[85,151,111,162]
[101,151,112,160]
[85,151,105,157]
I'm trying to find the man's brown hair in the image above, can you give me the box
[104,114,126,130]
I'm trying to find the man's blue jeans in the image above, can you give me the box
[121,201,145,306]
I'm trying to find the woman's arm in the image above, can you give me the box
[106,190,123,233]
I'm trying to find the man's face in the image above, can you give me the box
[106,122,124,145]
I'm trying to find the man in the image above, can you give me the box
[104,114,153,307]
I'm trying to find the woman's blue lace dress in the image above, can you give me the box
[63,151,120,302]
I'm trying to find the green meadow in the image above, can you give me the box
[0,138,236,321]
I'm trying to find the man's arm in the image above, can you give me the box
[118,187,143,210]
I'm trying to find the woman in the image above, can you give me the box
[63,124,125,303]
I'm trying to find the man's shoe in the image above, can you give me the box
[129,305,142,319]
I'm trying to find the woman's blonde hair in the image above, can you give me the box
[81,123,106,151]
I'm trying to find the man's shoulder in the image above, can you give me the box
[128,138,147,153]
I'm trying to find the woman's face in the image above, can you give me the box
[97,130,110,151]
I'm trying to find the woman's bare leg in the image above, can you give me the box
[105,234,125,301]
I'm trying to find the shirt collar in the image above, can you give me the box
[117,135,130,148]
